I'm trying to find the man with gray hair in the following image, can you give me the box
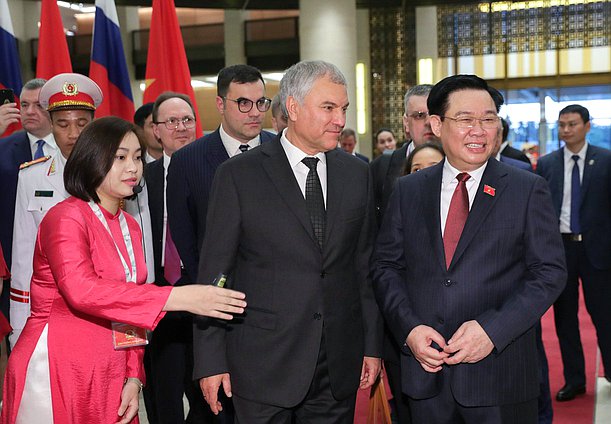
[0,78,55,325]
[195,60,382,423]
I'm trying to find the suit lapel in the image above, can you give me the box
[14,132,32,166]
[261,139,319,247]
[324,149,345,250]
[205,129,230,170]
[422,163,447,271]
[580,145,597,207]
[450,159,507,269]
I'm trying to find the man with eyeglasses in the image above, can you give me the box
[166,66,274,421]
[369,83,440,424]
[372,74,566,424]
[136,91,207,423]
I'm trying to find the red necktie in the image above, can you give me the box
[443,173,471,269]
[164,222,182,285]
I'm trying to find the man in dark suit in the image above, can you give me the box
[536,104,611,402]
[167,64,275,283]
[369,83,439,424]
[372,74,566,423]
[195,60,383,423]
[0,78,54,322]
[497,116,532,166]
[141,91,203,423]
[339,128,369,162]
[495,118,533,172]
[371,84,439,226]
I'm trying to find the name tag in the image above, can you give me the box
[35,190,53,198]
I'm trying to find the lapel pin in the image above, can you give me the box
[47,159,56,176]
[484,185,495,196]
[589,159,594,166]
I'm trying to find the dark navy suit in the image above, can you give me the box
[537,145,611,386]
[167,128,275,282]
[501,144,532,165]
[0,131,32,317]
[500,154,533,172]
[373,158,566,422]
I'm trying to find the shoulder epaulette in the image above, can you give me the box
[20,155,52,170]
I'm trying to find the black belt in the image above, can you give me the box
[562,233,583,242]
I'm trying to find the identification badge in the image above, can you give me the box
[111,322,148,349]
[35,190,54,197]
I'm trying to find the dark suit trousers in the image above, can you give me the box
[554,239,611,385]
[383,352,411,423]
[409,371,537,424]
[146,313,213,423]
[232,335,357,424]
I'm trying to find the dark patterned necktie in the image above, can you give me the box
[239,144,250,153]
[570,155,581,234]
[443,172,471,269]
[302,157,326,249]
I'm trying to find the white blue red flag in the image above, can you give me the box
[89,0,134,120]
[0,0,23,135]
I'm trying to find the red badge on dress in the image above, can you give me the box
[483,185,495,196]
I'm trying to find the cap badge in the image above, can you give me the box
[62,82,79,96]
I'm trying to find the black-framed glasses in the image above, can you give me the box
[222,96,272,113]
[406,111,429,120]
[155,116,196,130]
[442,115,500,129]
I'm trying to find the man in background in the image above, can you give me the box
[134,102,162,163]
[340,128,369,163]
[9,74,101,347]
[0,79,54,325]
[142,91,202,423]
[537,104,611,402]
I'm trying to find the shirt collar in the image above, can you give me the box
[442,158,487,186]
[219,124,261,157]
[280,131,326,168]
[563,141,588,163]
[27,132,57,150]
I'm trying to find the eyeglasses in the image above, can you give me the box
[222,96,272,113]
[406,111,429,121]
[155,116,196,130]
[442,115,500,129]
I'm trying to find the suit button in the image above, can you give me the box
[313,313,322,320]
[443,279,452,287]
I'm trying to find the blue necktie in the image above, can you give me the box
[34,140,45,159]
[570,155,581,234]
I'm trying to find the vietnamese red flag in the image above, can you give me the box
[143,0,202,137]
[36,0,72,79]
[0,0,23,135]
[89,0,135,120]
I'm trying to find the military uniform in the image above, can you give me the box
[9,153,68,347]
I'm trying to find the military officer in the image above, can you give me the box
[9,74,103,347]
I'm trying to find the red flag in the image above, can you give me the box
[143,0,202,137]
[483,185,496,197]
[37,0,72,79]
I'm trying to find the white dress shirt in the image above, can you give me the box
[280,131,328,207]
[219,124,261,158]
[27,132,57,158]
[559,143,587,233]
[440,160,487,236]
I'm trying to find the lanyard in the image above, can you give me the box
[88,202,137,283]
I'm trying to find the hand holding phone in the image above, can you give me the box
[0,89,20,136]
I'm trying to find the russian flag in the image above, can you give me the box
[0,0,23,135]
[89,0,134,120]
